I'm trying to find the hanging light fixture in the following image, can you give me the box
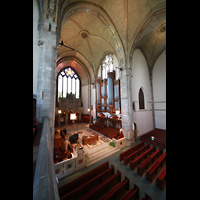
[59,40,74,51]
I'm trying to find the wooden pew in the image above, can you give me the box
[79,170,121,200]
[119,141,144,161]
[60,165,115,200]
[130,146,156,171]
[121,184,139,200]
[123,144,150,165]
[100,126,120,139]
[90,123,106,132]
[58,161,109,197]
[137,148,163,176]
[100,176,129,200]
[156,165,166,190]
[146,152,166,183]
[141,193,152,200]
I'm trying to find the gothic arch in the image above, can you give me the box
[138,87,145,110]
[57,0,125,69]
[129,2,166,68]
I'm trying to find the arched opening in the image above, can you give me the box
[97,53,120,80]
[139,88,145,109]
[133,122,138,141]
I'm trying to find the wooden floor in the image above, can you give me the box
[140,129,166,149]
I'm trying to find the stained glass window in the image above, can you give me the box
[65,68,74,77]
[57,67,80,103]
[63,76,67,98]
[58,75,62,99]
[101,54,113,79]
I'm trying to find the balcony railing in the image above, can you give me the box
[33,117,59,200]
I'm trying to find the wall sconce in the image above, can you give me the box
[88,108,90,112]
[58,110,62,114]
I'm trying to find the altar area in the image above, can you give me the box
[67,129,114,155]
[54,123,120,179]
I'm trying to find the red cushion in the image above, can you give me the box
[149,161,159,173]
[158,166,166,180]
[78,173,118,200]
[33,128,36,134]
[151,149,160,157]
[101,180,125,200]
[140,157,151,168]
[158,152,166,162]
[121,188,135,200]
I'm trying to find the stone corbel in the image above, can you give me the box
[38,40,43,46]
[53,46,59,51]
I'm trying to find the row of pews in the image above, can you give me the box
[58,161,151,200]
[89,123,120,139]
[119,141,166,191]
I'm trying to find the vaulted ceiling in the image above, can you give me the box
[56,0,166,83]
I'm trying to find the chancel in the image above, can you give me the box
[33,1,166,199]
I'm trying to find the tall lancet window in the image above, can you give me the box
[57,67,81,103]
[101,54,113,79]
[139,88,145,109]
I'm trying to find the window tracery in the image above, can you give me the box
[57,67,80,103]
[101,54,113,79]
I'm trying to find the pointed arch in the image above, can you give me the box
[139,87,145,109]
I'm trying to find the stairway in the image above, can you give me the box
[86,146,120,167]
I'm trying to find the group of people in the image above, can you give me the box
[54,129,72,162]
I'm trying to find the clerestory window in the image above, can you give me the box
[101,54,114,79]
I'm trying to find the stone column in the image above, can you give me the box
[149,68,156,129]
[120,65,134,146]
[36,19,57,148]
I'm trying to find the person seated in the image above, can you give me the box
[60,140,66,153]
[54,131,62,150]
[67,149,72,159]
[119,132,124,139]
[60,129,67,140]
[63,129,67,135]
